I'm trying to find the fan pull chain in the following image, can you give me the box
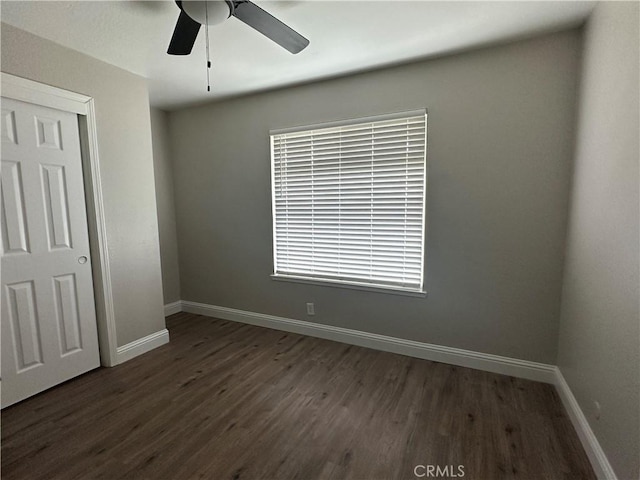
[205,1,211,92]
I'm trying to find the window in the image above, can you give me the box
[270,110,427,295]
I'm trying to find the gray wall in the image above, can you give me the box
[1,23,166,347]
[150,108,181,304]
[168,30,581,364]
[557,3,640,479]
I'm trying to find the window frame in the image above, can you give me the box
[269,109,428,297]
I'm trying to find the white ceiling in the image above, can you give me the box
[1,1,595,110]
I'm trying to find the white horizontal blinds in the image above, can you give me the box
[272,112,426,291]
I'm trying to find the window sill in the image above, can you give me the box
[270,274,427,298]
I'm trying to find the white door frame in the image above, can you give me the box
[1,72,118,366]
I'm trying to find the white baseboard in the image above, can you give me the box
[554,368,617,480]
[164,300,183,316]
[181,300,556,384]
[116,329,170,364]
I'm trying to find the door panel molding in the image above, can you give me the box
[2,72,117,367]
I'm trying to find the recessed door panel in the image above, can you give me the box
[1,108,18,145]
[1,160,30,255]
[5,281,44,372]
[53,274,83,355]
[35,116,63,150]
[41,164,72,250]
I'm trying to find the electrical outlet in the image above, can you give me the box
[594,401,601,420]
[306,302,315,316]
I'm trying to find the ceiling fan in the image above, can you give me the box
[167,0,310,55]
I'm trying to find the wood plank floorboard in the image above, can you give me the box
[1,312,595,480]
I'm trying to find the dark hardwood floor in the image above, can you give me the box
[2,312,595,480]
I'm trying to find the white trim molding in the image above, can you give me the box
[1,72,90,114]
[1,72,118,367]
[116,329,170,365]
[554,369,618,480]
[80,99,118,367]
[164,301,183,317]
[181,301,556,384]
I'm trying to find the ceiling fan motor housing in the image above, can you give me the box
[179,0,233,25]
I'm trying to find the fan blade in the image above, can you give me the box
[232,1,309,54]
[167,11,201,55]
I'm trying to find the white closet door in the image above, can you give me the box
[1,97,100,408]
